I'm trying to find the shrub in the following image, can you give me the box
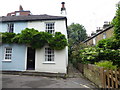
[97,37,120,50]
[95,61,117,69]
[79,47,120,67]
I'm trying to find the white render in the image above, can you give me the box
[35,46,67,73]
[28,19,68,73]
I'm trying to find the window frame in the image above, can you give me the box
[3,47,12,61]
[103,32,106,39]
[44,47,55,64]
[45,22,55,34]
[7,23,14,33]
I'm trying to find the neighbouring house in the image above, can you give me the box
[0,6,68,73]
[83,21,114,46]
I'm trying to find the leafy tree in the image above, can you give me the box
[112,4,120,40]
[67,23,87,62]
[68,23,87,45]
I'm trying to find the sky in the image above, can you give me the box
[0,0,119,35]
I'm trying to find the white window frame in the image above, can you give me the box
[7,23,14,33]
[3,47,12,61]
[45,22,55,34]
[44,47,55,63]
[93,37,96,45]
[103,32,106,39]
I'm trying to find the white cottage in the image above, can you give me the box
[0,14,68,73]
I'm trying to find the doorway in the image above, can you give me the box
[27,47,35,70]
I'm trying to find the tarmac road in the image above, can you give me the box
[2,74,97,89]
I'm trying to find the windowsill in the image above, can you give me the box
[2,60,12,62]
[43,62,55,64]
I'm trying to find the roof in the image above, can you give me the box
[0,14,67,22]
[83,25,113,43]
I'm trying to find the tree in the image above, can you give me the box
[112,4,120,40]
[68,23,87,45]
[67,23,88,63]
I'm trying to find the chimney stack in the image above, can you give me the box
[61,2,66,15]
[19,5,23,11]
[96,27,102,33]
[103,21,110,29]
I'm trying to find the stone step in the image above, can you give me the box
[2,71,66,78]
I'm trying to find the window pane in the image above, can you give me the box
[45,23,55,34]
[4,48,12,60]
[45,47,54,62]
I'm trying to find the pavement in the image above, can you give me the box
[2,74,97,88]
[1,63,98,89]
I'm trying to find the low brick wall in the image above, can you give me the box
[77,63,103,88]
[83,64,103,88]
[78,63,120,88]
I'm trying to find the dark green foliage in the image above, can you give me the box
[2,32,16,43]
[19,28,39,44]
[31,32,52,48]
[67,23,88,63]
[112,4,120,40]
[11,33,21,43]
[2,28,67,50]
[49,32,67,50]
[97,37,120,50]
[79,47,120,67]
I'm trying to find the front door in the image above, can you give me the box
[27,47,35,70]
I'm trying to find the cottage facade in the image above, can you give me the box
[0,8,68,73]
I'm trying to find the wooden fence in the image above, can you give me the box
[77,63,120,88]
[101,68,120,88]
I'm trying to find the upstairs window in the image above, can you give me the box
[7,23,14,33]
[45,23,55,34]
[45,48,54,62]
[4,47,12,60]
[103,32,106,39]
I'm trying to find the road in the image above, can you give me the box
[2,74,97,89]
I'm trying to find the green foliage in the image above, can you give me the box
[95,61,117,69]
[112,4,120,40]
[19,28,39,44]
[97,37,120,50]
[49,32,67,50]
[79,47,101,64]
[2,32,16,43]
[68,23,87,46]
[31,32,52,48]
[11,33,21,43]
[68,23,88,64]
[2,28,67,50]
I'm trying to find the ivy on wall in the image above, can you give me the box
[2,28,68,50]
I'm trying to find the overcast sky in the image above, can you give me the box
[0,0,119,35]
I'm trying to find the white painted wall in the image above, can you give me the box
[35,46,67,73]
[28,19,68,73]
[28,20,67,36]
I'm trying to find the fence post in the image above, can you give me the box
[115,69,118,88]
[110,69,114,88]
[100,67,105,88]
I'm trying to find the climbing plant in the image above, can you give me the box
[49,32,68,50]
[2,28,67,50]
